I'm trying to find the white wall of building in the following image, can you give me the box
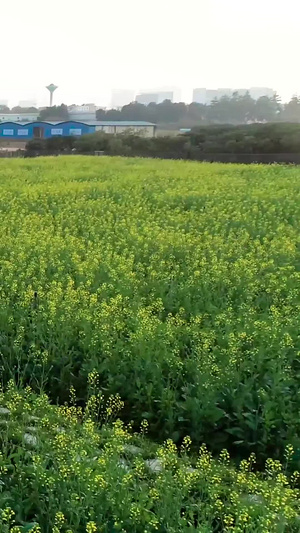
[192,88,207,104]
[95,124,155,137]
[248,87,276,100]
[136,93,159,105]
[68,104,97,122]
[0,113,39,122]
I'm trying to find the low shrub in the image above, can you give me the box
[0,384,299,533]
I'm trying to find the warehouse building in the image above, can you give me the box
[68,104,98,122]
[0,113,39,123]
[0,120,156,141]
[93,121,155,137]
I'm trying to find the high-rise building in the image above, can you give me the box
[193,88,232,104]
[235,89,248,96]
[111,90,135,109]
[136,91,174,105]
[0,99,8,107]
[216,88,233,99]
[233,88,276,99]
[19,100,37,108]
[192,88,207,104]
[136,93,159,105]
[156,91,174,103]
[248,87,276,100]
[193,87,276,105]
[205,90,219,103]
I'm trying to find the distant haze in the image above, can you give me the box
[1,0,299,107]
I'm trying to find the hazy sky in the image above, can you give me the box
[1,0,299,106]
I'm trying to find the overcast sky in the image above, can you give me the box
[1,0,299,106]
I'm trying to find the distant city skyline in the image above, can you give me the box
[192,87,276,105]
[2,0,300,109]
[0,85,297,110]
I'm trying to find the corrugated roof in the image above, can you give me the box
[0,121,68,126]
[0,120,156,127]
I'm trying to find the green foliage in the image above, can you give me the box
[0,385,299,533]
[10,106,39,114]
[74,132,110,154]
[26,123,300,160]
[38,105,69,122]
[25,137,76,156]
[25,132,190,159]
[189,123,300,154]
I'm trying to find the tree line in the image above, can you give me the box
[96,94,300,126]
[25,123,300,161]
[0,105,39,114]
[2,93,300,126]
[0,105,69,122]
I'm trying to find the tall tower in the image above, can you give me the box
[46,84,58,107]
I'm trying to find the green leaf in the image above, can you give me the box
[21,524,39,533]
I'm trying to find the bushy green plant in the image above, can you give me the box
[0,384,299,533]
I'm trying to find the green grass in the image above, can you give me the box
[0,156,300,531]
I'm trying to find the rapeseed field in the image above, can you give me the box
[0,156,299,532]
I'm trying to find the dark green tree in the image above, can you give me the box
[254,96,281,122]
[281,96,300,122]
[11,106,38,114]
[38,105,69,121]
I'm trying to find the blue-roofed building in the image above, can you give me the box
[0,120,156,141]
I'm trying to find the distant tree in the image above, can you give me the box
[281,96,300,122]
[186,102,207,124]
[231,92,256,123]
[254,96,280,122]
[0,105,10,113]
[38,104,69,121]
[95,108,106,120]
[11,106,23,113]
[205,92,256,124]
[207,96,231,123]
[96,108,122,120]
[145,102,158,123]
[121,102,148,121]
[11,106,38,114]
[92,94,300,128]
[21,107,38,113]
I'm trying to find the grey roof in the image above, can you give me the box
[0,121,67,126]
[0,120,156,127]
[24,121,62,125]
[86,121,156,127]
